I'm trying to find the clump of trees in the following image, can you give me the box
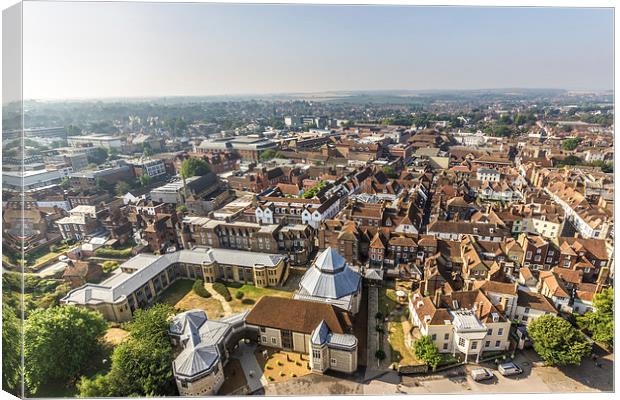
[78,304,177,397]
[24,306,108,394]
[528,315,591,366]
[577,288,614,350]
[302,180,327,199]
[3,304,22,396]
[562,137,583,151]
[259,149,284,161]
[382,166,399,179]
[413,336,442,370]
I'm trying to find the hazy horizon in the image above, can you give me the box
[23,3,614,100]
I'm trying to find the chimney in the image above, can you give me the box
[433,285,443,306]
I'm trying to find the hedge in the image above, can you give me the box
[94,247,133,259]
[235,291,244,300]
[212,282,232,301]
[193,279,211,298]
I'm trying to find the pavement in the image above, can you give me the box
[230,341,267,393]
[205,282,233,316]
[262,348,614,395]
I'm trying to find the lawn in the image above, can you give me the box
[388,319,423,366]
[255,347,312,384]
[225,283,294,313]
[159,279,225,318]
[378,285,399,317]
[104,327,129,346]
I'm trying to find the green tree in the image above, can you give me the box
[260,149,278,161]
[24,306,107,394]
[180,157,210,202]
[577,288,614,350]
[77,374,112,397]
[562,137,583,151]
[87,147,109,165]
[413,336,442,370]
[96,177,115,195]
[115,181,131,196]
[59,176,71,190]
[383,166,399,179]
[193,279,211,298]
[138,174,151,187]
[2,304,22,396]
[104,304,176,396]
[528,315,591,366]
[558,155,583,166]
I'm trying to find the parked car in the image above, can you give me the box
[498,362,523,376]
[471,368,494,381]
[58,255,69,262]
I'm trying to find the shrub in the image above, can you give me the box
[94,247,133,259]
[268,376,274,382]
[241,298,255,305]
[235,291,244,300]
[212,282,232,301]
[266,365,273,370]
[279,372,285,377]
[277,361,283,366]
[193,279,211,298]
[102,261,119,274]
[375,350,386,360]
[375,311,384,320]
[291,373,297,378]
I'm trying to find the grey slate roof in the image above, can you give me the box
[298,247,361,300]
[62,248,284,306]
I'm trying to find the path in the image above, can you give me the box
[205,283,233,316]
[365,285,391,379]
[231,342,267,393]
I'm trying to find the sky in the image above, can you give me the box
[22,2,614,99]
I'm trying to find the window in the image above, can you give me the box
[495,340,501,347]
[498,328,504,336]
[444,333,449,340]
[524,307,530,314]
[271,337,277,345]
[487,328,493,335]
[471,341,478,350]
[443,343,448,350]
[431,334,437,341]
[262,337,267,343]
[260,327,266,333]
[330,358,337,366]
[485,341,490,348]
[313,350,321,359]
[458,337,465,347]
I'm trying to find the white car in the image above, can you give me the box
[471,368,494,382]
[498,362,523,376]
[58,255,69,262]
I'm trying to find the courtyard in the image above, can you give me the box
[158,279,224,317]
[255,347,313,384]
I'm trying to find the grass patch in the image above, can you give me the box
[225,283,293,313]
[159,279,224,317]
[388,320,422,365]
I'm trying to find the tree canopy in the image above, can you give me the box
[3,304,22,396]
[562,137,583,151]
[180,157,210,179]
[24,306,107,394]
[577,288,614,350]
[528,315,591,366]
[413,336,442,370]
[78,304,177,397]
[87,147,109,165]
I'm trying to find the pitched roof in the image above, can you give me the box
[246,296,352,334]
[517,290,557,313]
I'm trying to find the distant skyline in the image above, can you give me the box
[23,2,614,100]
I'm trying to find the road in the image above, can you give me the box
[264,348,613,395]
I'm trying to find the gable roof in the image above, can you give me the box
[246,296,352,334]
